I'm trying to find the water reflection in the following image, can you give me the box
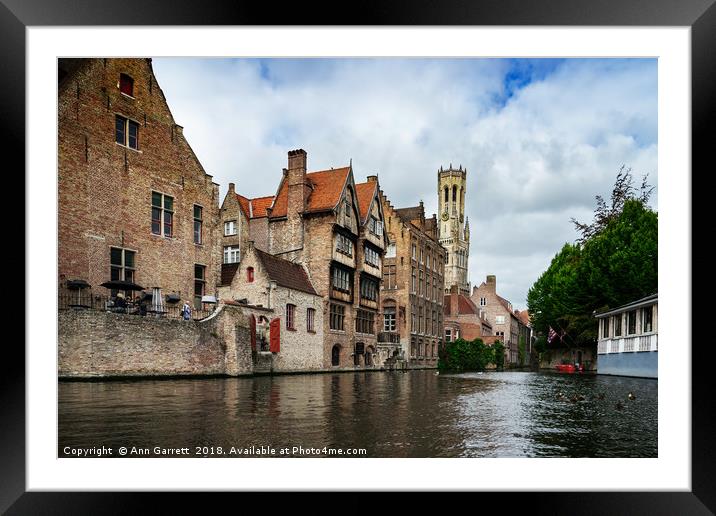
[59,370,657,458]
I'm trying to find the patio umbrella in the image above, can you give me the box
[66,279,91,307]
[100,279,145,292]
[149,287,166,314]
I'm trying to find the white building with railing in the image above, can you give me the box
[594,293,657,378]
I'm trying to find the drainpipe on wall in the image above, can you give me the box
[268,280,277,310]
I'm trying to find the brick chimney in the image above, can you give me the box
[287,149,309,215]
[228,182,235,194]
[367,175,378,183]
[486,275,497,293]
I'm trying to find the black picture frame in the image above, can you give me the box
[4,0,710,512]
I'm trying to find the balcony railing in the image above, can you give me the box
[378,332,400,344]
[597,334,658,354]
[58,292,213,321]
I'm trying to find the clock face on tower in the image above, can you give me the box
[441,212,449,221]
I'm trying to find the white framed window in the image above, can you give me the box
[365,246,380,267]
[496,315,505,324]
[480,297,486,306]
[336,233,353,256]
[370,217,383,236]
[385,243,396,258]
[383,307,396,332]
[223,246,240,264]
[224,220,237,236]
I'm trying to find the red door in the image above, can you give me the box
[269,318,281,353]
[250,315,256,351]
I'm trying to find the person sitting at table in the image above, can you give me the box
[114,292,127,312]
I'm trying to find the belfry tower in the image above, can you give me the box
[438,164,470,294]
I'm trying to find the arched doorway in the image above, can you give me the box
[331,344,341,366]
[365,346,375,366]
[354,342,364,366]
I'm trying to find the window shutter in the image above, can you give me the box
[250,315,256,351]
[270,318,281,353]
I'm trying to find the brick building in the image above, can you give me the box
[218,242,324,373]
[217,182,274,288]
[380,193,445,368]
[221,149,388,370]
[58,58,220,309]
[443,285,492,344]
[470,275,524,365]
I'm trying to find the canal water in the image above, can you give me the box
[58,370,657,458]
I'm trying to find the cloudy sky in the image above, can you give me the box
[152,58,657,310]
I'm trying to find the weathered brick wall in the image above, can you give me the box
[58,305,252,378]
[219,185,250,273]
[58,58,220,304]
[219,245,325,372]
[380,191,444,368]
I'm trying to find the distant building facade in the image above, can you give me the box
[595,294,658,378]
[443,285,492,343]
[58,58,221,309]
[380,193,446,368]
[470,275,522,366]
[437,165,470,294]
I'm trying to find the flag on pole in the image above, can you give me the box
[548,326,557,344]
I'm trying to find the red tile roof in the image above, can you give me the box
[250,196,274,218]
[235,194,275,219]
[515,309,531,327]
[236,194,252,220]
[458,295,480,315]
[254,248,318,296]
[355,181,377,223]
[269,167,351,219]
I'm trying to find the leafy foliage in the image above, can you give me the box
[438,338,496,373]
[518,335,526,367]
[571,165,654,244]
[528,168,657,349]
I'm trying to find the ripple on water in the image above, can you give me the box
[58,370,657,458]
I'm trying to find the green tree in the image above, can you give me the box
[518,335,526,367]
[438,338,494,373]
[492,341,505,370]
[527,169,657,349]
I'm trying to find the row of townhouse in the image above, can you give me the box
[57,57,446,373]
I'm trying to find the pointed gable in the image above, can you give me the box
[355,181,377,224]
[269,166,351,219]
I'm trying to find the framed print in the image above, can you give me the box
[4,0,712,512]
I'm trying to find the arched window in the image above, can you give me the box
[331,344,341,366]
[444,186,449,202]
[452,185,457,202]
[247,267,254,282]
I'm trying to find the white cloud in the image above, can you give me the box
[152,57,657,309]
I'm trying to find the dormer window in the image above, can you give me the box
[119,73,134,97]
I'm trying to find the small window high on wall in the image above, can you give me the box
[247,267,254,283]
[119,74,134,97]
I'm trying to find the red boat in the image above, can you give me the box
[555,364,584,373]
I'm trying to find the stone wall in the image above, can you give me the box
[58,304,253,378]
